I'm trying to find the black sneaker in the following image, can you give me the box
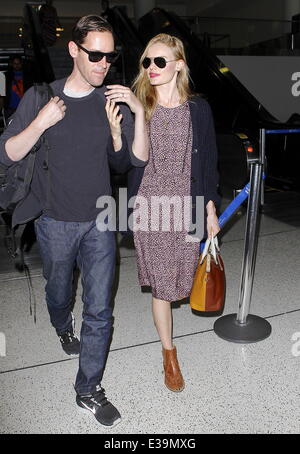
[58,314,80,355]
[76,386,121,427]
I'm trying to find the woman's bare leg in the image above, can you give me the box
[152,296,173,349]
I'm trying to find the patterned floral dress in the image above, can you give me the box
[133,102,200,301]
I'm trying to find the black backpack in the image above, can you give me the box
[0,82,53,212]
[0,82,53,289]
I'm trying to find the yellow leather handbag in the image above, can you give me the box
[190,236,225,313]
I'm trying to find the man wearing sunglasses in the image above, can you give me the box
[0,15,148,428]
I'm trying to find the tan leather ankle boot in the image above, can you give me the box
[162,346,185,392]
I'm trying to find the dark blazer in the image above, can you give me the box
[127,96,220,235]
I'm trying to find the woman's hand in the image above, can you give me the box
[105,85,144,115]
[206,201,220,238]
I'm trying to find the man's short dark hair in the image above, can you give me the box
[72,15,113,44]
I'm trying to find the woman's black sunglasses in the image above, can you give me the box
[142,57,177,69]
[76,42,119,63]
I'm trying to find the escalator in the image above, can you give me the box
[138,8,300,193]
[22,2,55,85]
[103,6,145,86]
[19,4,300,192]
[22,4,144,88]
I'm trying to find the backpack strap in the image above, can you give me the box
[35,83,54,210]
[22,83,54,195]
[31,83,54,152]
[3,83,54,296]
[34,82,54,109]
[42,134,51,209]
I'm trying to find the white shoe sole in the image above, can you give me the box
[77,405,122,429]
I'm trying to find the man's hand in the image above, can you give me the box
[34,96,66,132]
[5,97,66,162]
[105,98,122,138]
[105,85,149,161]
[105,98,122,151]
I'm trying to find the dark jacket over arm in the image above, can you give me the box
[189,96,220,208]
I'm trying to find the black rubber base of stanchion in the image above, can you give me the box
[214,314,272,343]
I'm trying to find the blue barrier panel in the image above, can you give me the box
[200,174,265,252]
[218,184,249,229]
[266,128,300,134]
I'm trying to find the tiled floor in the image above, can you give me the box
[0,191,300,434]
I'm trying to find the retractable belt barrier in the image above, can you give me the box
[260,128,300,204]
[212,126,300,342]
[265,128,300,134]
[200,173,264,254]
[219,172,265,229]
[199,126,300,343]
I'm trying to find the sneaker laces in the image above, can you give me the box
[91,386,109,408]
[59,331,76,344]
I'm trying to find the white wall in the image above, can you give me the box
[185,0,299,47]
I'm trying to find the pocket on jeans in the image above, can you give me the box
[36,214,56,223]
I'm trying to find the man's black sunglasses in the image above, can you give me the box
[76,42,119,63]
[142,57,177,69]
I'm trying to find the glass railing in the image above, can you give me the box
[180,16,299,54]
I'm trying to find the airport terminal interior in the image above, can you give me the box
[1,0,300,434]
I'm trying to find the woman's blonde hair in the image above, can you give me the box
[132,33,193,121]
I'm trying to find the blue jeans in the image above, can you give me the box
[35,215,116,395]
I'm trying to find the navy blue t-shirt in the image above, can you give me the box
[32,88,115,221]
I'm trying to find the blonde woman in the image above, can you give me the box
[129,34,220,392]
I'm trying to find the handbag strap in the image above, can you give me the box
[200,237,211,263]
[200,235,219,264]
[210,235,217,261]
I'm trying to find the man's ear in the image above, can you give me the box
[68,41,78,58]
